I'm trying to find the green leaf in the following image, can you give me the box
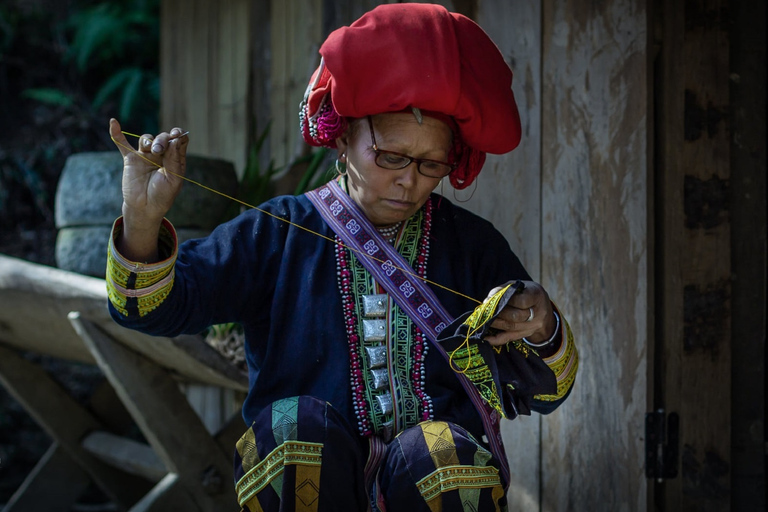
[21,88,74,107]
[119,68,144,121]
[293,148,330,195]
[69,4,124,71]
[92,68,134,109]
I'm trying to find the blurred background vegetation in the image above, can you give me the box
[0,0,160,265]
[0,0,159,507]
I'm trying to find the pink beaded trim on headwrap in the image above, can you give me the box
[299,58,347,148]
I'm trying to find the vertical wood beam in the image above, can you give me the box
[269,0,323,168]
[657,0,733,510]
[464,1,544,508]
[541,0,650,510]
[654,0,685,508]
[160,0,251,176]
[729,0,766,509]
[680,0,731,509]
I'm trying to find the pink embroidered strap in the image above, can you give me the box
[306,180,511,488]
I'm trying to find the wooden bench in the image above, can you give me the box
[0,254,248,511]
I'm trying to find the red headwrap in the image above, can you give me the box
[300,3,521,189]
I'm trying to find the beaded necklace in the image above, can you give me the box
[375,221,403,244]
[335,199,434,437]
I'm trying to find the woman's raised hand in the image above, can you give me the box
[110,118,189,223]
[109,118,189,262]
[483,281,557,346]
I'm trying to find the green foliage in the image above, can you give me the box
[292,147,335,196]
[239,122,278,208]
[233,122,334,214]
[21,88,75,108]
[63,0,160,128]
[0,0,161,231]
[20,0,160,132]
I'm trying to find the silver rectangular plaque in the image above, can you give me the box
[362,319,386,342]
[362,294,388,318]
[376,393,393,415]
[365,346,387,369]
[371,368,389,390]
[380,420,394,442]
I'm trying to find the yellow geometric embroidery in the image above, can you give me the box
[295,463,321,512]
[448,344,504,417]
[461,283,512,333]
[106,217,177,317]
[535,316,578,402]
[421,421,460,468]
[236,426,260,473]
[416,465,502,511]
[236,441,323,508]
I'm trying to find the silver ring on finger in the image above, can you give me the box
[526,307,534,322]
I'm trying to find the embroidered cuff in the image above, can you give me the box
[106,217,178,318]
[533,312,578,403]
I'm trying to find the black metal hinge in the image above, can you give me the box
[645,409,679,481]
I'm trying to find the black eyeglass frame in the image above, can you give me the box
[366,116,458,179]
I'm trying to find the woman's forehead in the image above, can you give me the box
[366,113,452,147]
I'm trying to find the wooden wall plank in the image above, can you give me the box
[465,0,542,279]
[161,0,251,175]
[655,0,686,508]
[467,1,544,508]
[269,0,323,169]
[540,0,650,510]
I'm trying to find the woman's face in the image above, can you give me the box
[336,113,452,227]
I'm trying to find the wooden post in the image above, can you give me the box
[269,0,323,168]
[657,0,732,510]
[729,0,766,508]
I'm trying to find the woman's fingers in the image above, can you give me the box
[109,118,135,156]
[139,133,154,153]
[484,281,553,345]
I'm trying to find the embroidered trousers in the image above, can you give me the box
[233,396,507,512]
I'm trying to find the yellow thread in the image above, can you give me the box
[447,284,512,374]
[448,323,484,374]
[112,132,482,305]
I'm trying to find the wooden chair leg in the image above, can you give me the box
[3,442,90,512]
[128,473,202,512]
[0,343,153,509]
[69,313,239,512]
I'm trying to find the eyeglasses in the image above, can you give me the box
[367,116,457,179]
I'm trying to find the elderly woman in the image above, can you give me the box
[107,4,577,511]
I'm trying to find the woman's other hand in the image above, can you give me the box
[109,118,189,262]
[483,281,557,346]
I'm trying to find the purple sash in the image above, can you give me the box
[306,179,510,488]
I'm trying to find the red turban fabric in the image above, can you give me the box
[300,3,522,189]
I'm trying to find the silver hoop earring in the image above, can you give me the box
[335,158,347,176]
